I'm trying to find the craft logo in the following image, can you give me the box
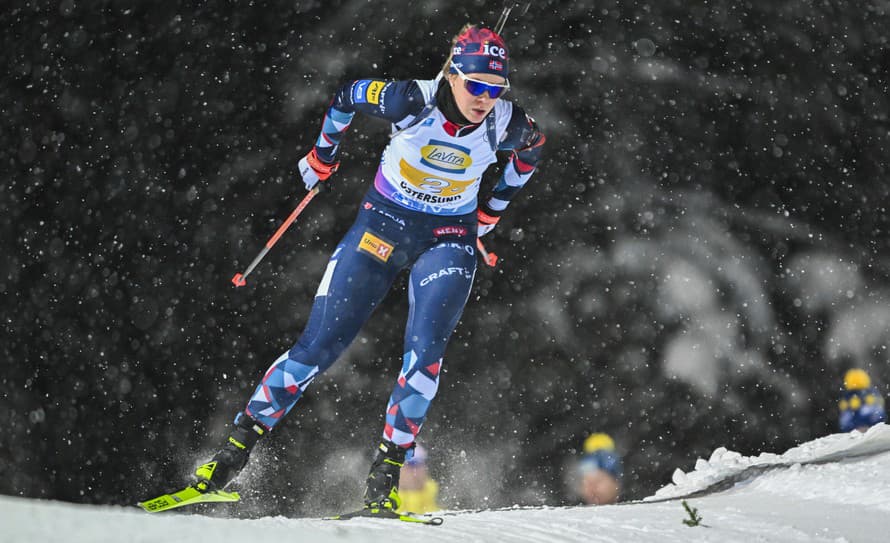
[420,140,472,174]
[366,81,385,104]
[358,231,393,262]
[433,226,468,237]
[419,267,473,287]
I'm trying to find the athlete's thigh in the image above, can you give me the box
[407,239,477,337]
[298,209,406,350]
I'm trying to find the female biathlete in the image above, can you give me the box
[194,25,545,513]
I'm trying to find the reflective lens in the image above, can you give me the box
[464,79,507,98]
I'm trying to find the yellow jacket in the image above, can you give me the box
[397,479,440,514]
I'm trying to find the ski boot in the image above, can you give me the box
[363,440,411,511]
[194,415,266,493]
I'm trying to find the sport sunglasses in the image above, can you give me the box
[450,62,510,99]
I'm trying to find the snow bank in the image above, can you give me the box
[3,426,889,543]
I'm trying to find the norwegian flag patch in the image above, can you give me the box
[489,60,503,72]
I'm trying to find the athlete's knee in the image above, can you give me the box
[287,337,344,375]
[267,349,321,387]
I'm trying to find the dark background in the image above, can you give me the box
[2,0,889,517]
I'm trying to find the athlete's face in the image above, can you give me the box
[448,72,506,124]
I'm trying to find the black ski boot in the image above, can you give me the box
[363,440,411,510]
[194,415,266,492]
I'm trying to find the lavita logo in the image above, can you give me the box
[419,139,473,174]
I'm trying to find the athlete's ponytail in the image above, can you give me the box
[441,23,476,78]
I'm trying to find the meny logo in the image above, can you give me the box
[433,226,468,237]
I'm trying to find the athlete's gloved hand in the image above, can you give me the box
[477,208,501,237]
[298,148,340,191]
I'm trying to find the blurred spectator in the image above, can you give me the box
[839,369,887,433]
[396,444,441,514]
[571,433,623,505]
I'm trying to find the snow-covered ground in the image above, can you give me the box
[3,424,889,543]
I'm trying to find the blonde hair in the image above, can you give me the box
[441,23,476,78]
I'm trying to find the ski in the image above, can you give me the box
[137,485,240,513]
[325,506,443,525]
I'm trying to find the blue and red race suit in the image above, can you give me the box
[238,78,544,446]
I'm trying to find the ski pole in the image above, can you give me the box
[494,1,532,35]
[477,238,498,268]
[231,187,321,287]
